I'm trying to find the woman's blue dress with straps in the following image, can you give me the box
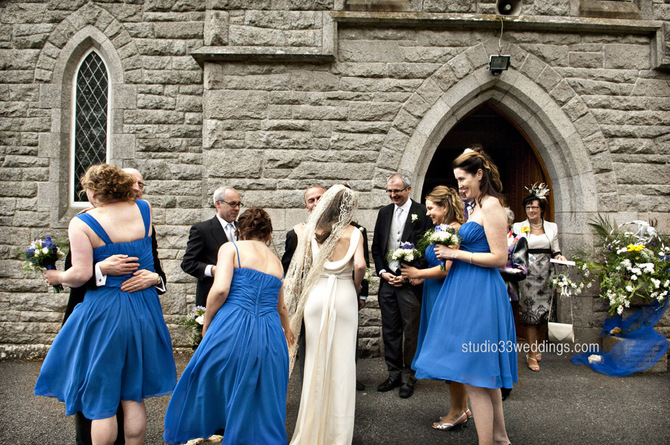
[413,222,518,389]
[163,242,289,445]
[34,199,177,419]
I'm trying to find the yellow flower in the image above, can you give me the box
[520,226,530,234]
[626,244,644,252]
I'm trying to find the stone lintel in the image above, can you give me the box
[330,11,661,36]
[191,46,335,66]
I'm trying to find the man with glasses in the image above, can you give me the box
[181,186,242,307]
[372,173,432,398]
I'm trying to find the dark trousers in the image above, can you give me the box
[74,404,125,445]
[378,280,421,382]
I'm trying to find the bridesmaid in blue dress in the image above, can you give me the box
[36,164,177,445]
[413,147,517,445]
[163,207,294,445]
[400,185,471,431]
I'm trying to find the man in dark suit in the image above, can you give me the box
[181,186,241,307]
[281,184,325,272]
[62,167,166,445]
[372,173,432,398]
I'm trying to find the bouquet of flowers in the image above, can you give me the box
[23,236,64,293]
[418,224,460,270]
[180,305,206,349]
[388,242,421,265]
[551,271,586,297]
[362,266,378,285]
[574,216,669,316]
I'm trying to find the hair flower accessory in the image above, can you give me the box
[525,182,550,200]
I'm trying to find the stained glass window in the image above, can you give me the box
[73,51,108,202]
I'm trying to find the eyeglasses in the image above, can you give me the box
[525,206,541,210]
[219,200,243,208]
[386,186,409,195]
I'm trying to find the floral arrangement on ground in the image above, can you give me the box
[559,215,669,316]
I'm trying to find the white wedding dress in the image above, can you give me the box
[290,228,360,445]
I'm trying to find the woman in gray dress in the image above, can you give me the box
[512,186,566,372]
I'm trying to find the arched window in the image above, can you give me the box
[72,50,109,204]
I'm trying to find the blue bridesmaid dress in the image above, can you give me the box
[411,244,445,368]
[163,243,289,445]
[34,199,177,419]
[413,222,518,389]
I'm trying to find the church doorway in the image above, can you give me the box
[421,103,553,224]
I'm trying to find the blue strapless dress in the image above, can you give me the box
[163,264,289,445]
[411,244,444,368]
[34,199,177,419]
[413,222,518,389]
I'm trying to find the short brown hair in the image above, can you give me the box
[237,207,273,241]
[80,164,136,204]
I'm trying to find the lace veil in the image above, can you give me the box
[283,184,359,374]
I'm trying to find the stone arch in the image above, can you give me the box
[375,40,615,231]
[37,4,141,225]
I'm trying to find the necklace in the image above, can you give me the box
[530,221,543,230]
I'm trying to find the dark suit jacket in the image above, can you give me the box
[63,227,166,324]
[282,222,371,298]
[371,200,432,276]
[181,216,230,307]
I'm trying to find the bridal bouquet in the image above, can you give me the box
[418,224,460,270]
[388,242,421,265]
[574,216,669,316]
[23,236,64,293]
[180,305,206,349]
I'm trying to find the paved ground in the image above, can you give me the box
[1,351,668,445]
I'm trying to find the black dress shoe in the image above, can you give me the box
[399,381,414,398]
[356,380,365,391]
[377,377,401,392]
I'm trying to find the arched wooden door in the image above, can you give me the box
[421,103,553,224]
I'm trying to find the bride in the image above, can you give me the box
[285,184,366,445]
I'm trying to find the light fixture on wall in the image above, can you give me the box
[489,55,511,76]
[488,0,519,77]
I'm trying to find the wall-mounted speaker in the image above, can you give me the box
[495,0,523,16]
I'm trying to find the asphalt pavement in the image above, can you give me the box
[1,351,668,444]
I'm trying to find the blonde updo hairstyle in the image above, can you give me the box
[80,164,136,204]
[236,207,273,242]
[425,185,466,225]
[452,145,505,207]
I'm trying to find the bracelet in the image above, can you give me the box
[155,274,161,285]
[469,252,474,264]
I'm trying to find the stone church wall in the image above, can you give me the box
[1,0,669,362]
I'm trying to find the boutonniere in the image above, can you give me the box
[411,213,418,223]
[520,225,530,234]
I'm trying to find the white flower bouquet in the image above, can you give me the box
[180,305,206,349]
[388,242,421,265]
[418,224,460,270]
